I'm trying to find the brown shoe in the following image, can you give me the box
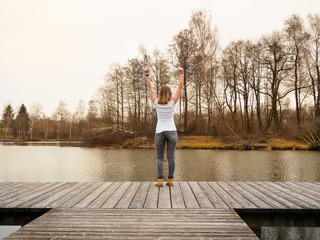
[166,178,174,187]
[155,178,164,187]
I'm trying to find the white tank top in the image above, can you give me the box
[153,99,177,133]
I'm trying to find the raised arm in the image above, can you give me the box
[172,67,184,103]
[144,66,157,103]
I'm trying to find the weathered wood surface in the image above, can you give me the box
[1,181,320,209]
[5,208,259,239]
[2,181,320,239]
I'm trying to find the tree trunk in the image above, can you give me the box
[183,63,188,133]
[256,91,262,130]
[294,55,301,126]
[316,53,320,117]
[195,81,199,133]
[244,93,250,133]
[272,95,279,130]
[69,121,72,140]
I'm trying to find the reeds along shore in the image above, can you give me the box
[0,135,310,150]
[84,135,310,150]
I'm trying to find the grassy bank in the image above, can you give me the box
[1,136,309,150]
[120,135,309,150]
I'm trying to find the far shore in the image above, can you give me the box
[120,135,309,150]
[0,136,310,150]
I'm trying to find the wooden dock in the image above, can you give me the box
[4,208,258,239]
[1,181,320,239]
[1,181,320,209]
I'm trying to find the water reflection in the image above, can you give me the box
[0,226,21,239]
[262,227,320,240]
[0,144,320,182]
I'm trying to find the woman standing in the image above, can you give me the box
[144,66,184,187]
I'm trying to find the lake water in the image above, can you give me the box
[1,143,320,239]
[0,143,320,182]
[262,227,320,240]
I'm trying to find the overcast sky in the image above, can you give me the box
[1,0,320,116]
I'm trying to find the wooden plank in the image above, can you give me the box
[60,182,104,208]
[179,182,200,209]
[218,182,257,209]
[284,182,320,201]
[0,182,13,189]
[158,185,171,208]
[188,182,214,209]
[47,182,93,208]
[143,183,159,209]
[294,182,320,193]
[32,182,81,208]
[170,182,185,209]
[266,182,320,209]
[0,182,45,199]
[0,182,21,189]
[5,208,258,239]
[198,182,228,209]
[115,182,141,209]
[102,182,131,208]
[4,182,66,208]
[254,182,302,209]
[1,181,320,213]
[18,182,72,208]
[302,182,320,189]
[227,182,272,209]
[45,208,246,216]
[6,230,256,238]
[0,182,29,198]
[207,182,242,208]
[73,182,112,208]
[129,182,150,209]
[87,182,121,208]
[0,182,47,203]
[238,182,286,209]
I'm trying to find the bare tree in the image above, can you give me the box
[284,14,310,126]
[96,86,114,124]
[87,100,99,129]
[189,9,217,133]
[222,41,240,130]
[248,43,264,130]
[106,63,126,129]
[126,58,144,131]
[75,100,86,122]
[29,103,43,140]
[234,40,254,133]
[169,29,197,132]
[307,14,320,117]
[259,32,294,130]
[52,101,69,140]
[150,48,172,93]
[41,112,49,140]
[139,45,150,127]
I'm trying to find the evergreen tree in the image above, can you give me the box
[1,104,15,138]
[15,104,30,139]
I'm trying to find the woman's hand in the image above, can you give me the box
[145,66,157,102]
[144,66,150,75]
[172,67,184,103]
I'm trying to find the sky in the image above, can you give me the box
[1,0,320,116]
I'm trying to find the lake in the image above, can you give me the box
[0,143,319,182]
[1,143,320,240]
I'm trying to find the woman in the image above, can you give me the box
[144,66,184,187]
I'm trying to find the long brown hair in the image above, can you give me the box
[158,85,172,104]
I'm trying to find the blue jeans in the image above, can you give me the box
[154,131,178,179]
